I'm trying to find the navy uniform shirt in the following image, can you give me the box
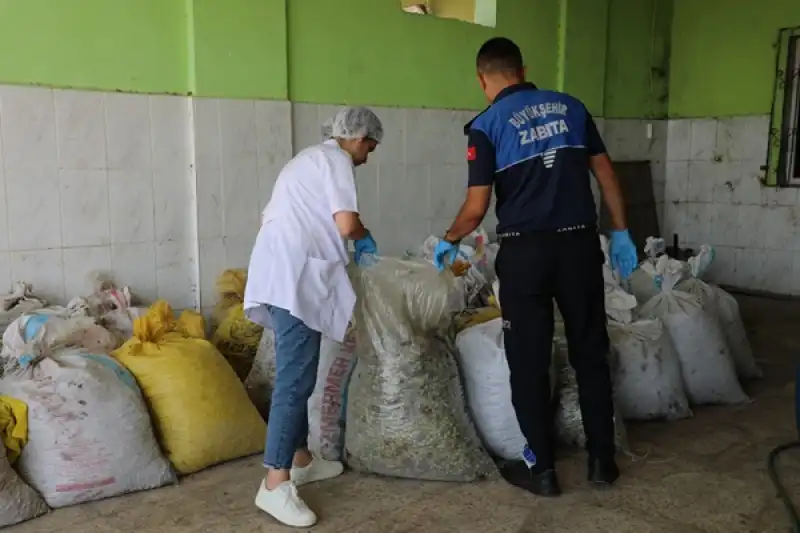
[465,82,606,234]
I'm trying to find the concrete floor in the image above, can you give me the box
[7,295,800,533]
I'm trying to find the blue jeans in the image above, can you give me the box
[263,305,322,470]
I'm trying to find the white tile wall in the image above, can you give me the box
[0,86,198,307]
[0,86,488,310]
[291,103,494,257]
[601,118,668,231]
[663,115,800,294]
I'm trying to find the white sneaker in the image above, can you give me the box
[254,481,317,528]
[291,458,345,486]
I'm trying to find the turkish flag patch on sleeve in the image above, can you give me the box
[467,146,477,161]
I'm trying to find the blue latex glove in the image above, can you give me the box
[609,229,637,280]
[354,233,378,266]
[433,239,460,272]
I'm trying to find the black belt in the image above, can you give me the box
[497,224,594,240]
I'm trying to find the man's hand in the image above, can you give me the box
[610,229,637,279]
[443,185,492,242]
[433,239,460,272]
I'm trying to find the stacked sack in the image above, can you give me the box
[0,283,45,338]
[613,238,755,413]
[211,270,264,381]
[245,323,358,462]
[113,301,266,475]
[344,257,496,481]
[0,307,176,509]
[0,395,49,527]
[600,236,693,421]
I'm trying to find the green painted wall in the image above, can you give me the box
[603,0,672,118]
[669,0,800,117]
[0,0,664,116]
[0,0,189,94]
[558,0,609,116]
[286,0,560,110]
[192,0,287,99]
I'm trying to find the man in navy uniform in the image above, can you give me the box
[433,37,637,496]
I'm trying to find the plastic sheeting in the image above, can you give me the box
[344,257,495,481]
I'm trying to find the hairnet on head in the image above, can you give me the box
[328,106,384,143]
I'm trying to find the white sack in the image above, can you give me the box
[0,349,175,508]
[345,257,495,481]
[554,359,630,452]
[0,283,45,336]
[308,330,358,461]
[244,329,276,420]
[639,274,748,406]
[598,236,640,324]
[609,319,692,420]
[676,278,761,379]
[455,318,526,460]
[2,312,118,362]
[245,325,357,459]
[0,445,49,527]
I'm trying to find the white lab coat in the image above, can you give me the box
[244,140,358,343]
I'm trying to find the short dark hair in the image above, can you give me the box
[476,37,524,75]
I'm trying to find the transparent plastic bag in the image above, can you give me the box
[344,257,495,481]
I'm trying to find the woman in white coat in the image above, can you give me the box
[244,107,383,528]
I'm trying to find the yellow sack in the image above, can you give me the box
[0,396,28,464]
[454,307,502,333]
[211,269,264,380]
[113,300,266,475]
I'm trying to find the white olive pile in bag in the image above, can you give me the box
[639,257,748,406]
[609,319,692,420]
[344,258,495,481]
[552,339,630,452]
[244,329,276,420]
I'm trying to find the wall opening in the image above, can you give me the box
[400,0,496,28]
[767,27,800,186]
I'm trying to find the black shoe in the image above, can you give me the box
[587,456,620,487]
[499,461,561,497]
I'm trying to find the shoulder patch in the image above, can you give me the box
[467,146,477,161]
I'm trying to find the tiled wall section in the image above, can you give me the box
[601,119,668,233]
[0,87,505,310]
[16,84,765,309]
[192,98,292,310]
[662,116,800,294]
[0,86,197,308]
[290,103,498,256]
